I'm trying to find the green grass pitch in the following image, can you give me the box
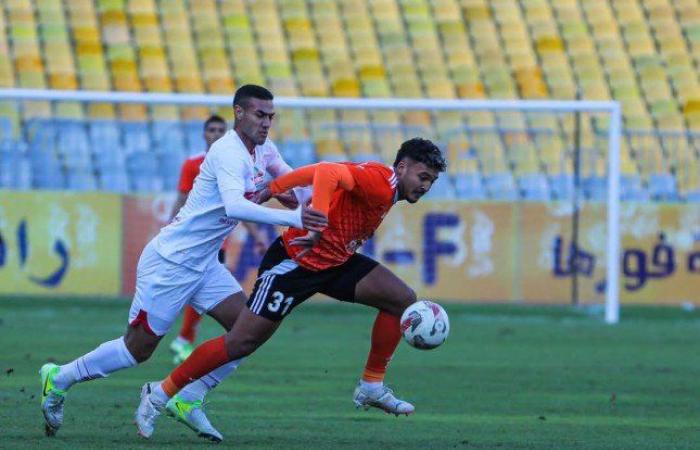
[1,296,699,449]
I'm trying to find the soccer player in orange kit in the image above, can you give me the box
[135,138,447,438]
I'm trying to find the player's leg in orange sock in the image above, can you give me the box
[178,305,201,343]
[362,311,402,384]
[161,336,229,397]
[156,308,279,400]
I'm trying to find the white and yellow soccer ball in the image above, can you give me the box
[400,300,450,349]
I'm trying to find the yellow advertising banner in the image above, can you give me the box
[122,198,699,305]
[368,201,700,305]
[0,191,122,295]
[2,189,698,305]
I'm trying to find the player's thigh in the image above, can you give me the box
[248,264,321,321]
[207,290,247,331]
[247,237,323,320]
[319,254,415,316]
[127,243,201,337]
[353,263,417,317]
[190,262,243,323]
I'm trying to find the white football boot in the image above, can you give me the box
[165,394,223,442]
[134,382,164,439]
[352,382,415,416]
[39,363,67,436]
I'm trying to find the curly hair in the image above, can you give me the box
[392,137,447,172]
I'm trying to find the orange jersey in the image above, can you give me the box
[270,161,397,271]
[177,153,206,194]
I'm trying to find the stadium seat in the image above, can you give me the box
[454,172,486,200]
[126,150,162,192]
[31,152,66,190]
[519,173,550,200]
[620,174,650,201]
[648,173,678,201]
[0,0,697,200]
[549,174,574,201]
[484,172,518,200]
[582,176,607,201]
[122,122,151,154]
[0,140,18,188]
[423,172,456,199]
[66,170,98,191]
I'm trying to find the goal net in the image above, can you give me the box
[0,89,622,323]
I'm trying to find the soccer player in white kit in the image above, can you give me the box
[39,85,327,441]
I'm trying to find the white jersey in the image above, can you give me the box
[154,130,291,272]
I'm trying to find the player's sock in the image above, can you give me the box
[161,335,230,399]
[359,379,383,392]
[178,358,245,402]
[53,337,137,390]
[178,305,201,343]
[361,311,402,385]
[172,336,189,347]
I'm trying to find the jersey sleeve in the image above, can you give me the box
[177,160,196,193]
[270,162,356,215]
[264,142,293,178]
[210,145,248,194]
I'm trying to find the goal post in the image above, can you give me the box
[0,88,622,323]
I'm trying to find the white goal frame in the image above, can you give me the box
[0,88,623,324]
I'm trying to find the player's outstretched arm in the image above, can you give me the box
[268,162,356,215]
[220,189,327,232]
[210,144,327,231]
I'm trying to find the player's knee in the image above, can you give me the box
[124,339,156,363]
[387,287,417,317]
[398,287,417,308]
[124,330,159,363]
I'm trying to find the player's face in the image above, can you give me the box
[234,98,275,146]
[396,159,439,203]
[203,121,226,149]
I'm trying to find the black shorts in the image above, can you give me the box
[247,237,379,321]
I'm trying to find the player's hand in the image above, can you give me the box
[289,231,321,258]
[252,187,272,204]
[274,191,299,209]
[300,203,328,232]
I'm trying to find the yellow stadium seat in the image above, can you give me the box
[0,0,695,184]
[174,75,203,93]
[315,139,346,159]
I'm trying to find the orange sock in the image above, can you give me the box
[162,335,229,397]
[178,305,201,343]
[362,311,402,383]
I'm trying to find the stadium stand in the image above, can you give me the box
[0,0,698,200]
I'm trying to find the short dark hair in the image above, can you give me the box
[393,138,447,172]
[233,84,274,109]
[203,114,226,131]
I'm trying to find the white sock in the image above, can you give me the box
[178,358,245,402]
[53,337,137,391]
[173,336,190,346]
[150,382,170,406]
[360,379,383,392]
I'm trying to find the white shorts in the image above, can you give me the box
[128,241,242,336]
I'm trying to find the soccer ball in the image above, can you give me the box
[400,300,450,350]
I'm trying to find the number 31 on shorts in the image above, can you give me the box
[268,291,294,316]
